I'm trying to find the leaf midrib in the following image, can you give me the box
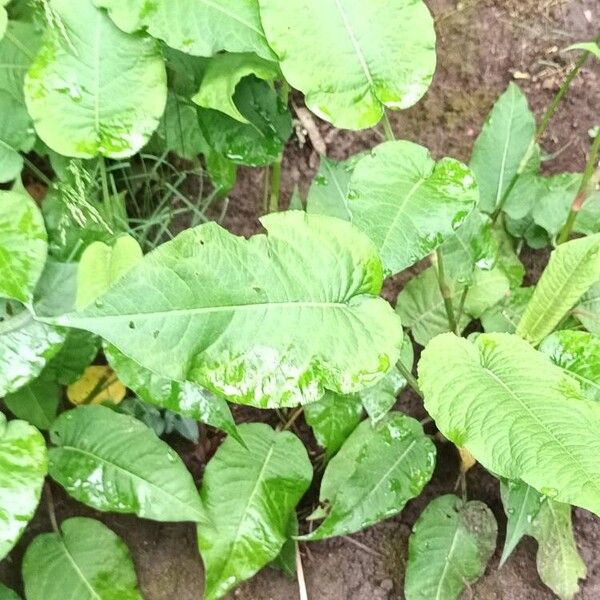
[58,535,102,600]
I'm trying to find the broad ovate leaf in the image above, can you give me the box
[49,405,204,522]
[24,0,167,158]
[404,494,497,600]
[470,83,536,213]
[499,479,543,565]
[344,141,478,275]
[0,190,47,303]
[0,414,47,560]
[300,412,435,541]
[22,517,143,600]
[59,211,404,408]
[193,52,279,123]
[76,235,143,310]
[95,0,275,59]
[258,0,436,129]
[0,305,66,396]
[304,391,363,458]
[517,234,600,345]
[198,423,312,600]
[540,330,600,401]
[419,332,600,515]
[105,344,239,441]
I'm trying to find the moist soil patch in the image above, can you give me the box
[2,0,599,598]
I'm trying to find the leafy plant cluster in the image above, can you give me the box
[0,0,599,599]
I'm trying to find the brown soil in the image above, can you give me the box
[2,1,599,599]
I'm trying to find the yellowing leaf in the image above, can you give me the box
[67,366,126,406]
[458,446,477,473]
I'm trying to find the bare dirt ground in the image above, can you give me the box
[2,1,599,599]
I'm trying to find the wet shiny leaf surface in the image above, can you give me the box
[22,517,143,600]
[301,412,435,541]
[49,405,204,522]
[198,423,312,600]
[0,414,47,560]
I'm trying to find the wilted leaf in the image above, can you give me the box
[0,414,47,560]
[419,332,600,515]
[198,423,312,600]
[58,211,404,408]
[66,365,126,406]
[301,413,435,540]
[49,405,204,522]
[404,494,497,600]
[23,517,143,600]
[258,0,436,129]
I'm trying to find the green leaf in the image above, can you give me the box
[419,332,600,515]
[575,192,600,235]
[198,423,312,600]
[32,260,77,318]
[300,412,435,541]
[494,225,525,288]
[0,413,47,560]
[304,391,363,458]
[345,140,478,275]
[105,344,239,441]
[360,335,414,423]
[470,83,536,213]
[306,155,363,221]
[22,517,143,600]
[529,498,586,600]
[95,0,275,59]
[258,0,436,129]
[566,41,600,59]
[199,76,291,167]
[59,211,404,408]
[517,234,600,345]
[43,329,100,385]
[0,190,47,304]
[540,330,600,401]
[530,173,582,236]
[404,494,497,600]
[0,7,6,41]
[0,305,66,396]
[4,375,60,430]
[462,266,510,318]
[499,479,543,565]
[49,405,204,522]
[573,279,600,335]
[193,52,279,123]
[439,210,497,284]
[481,287,534,333]
[270,516,298,579]
[0,584,20,600]
[24,0,167,158]
[76,236,143,310]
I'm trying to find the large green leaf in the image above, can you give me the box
[499,479,543,565]
[470,83,536,214]
[573,279,600,335]
[419,332,600,515]
[343,141,478,275]
[304,391,363,458]
[0,91,35,182]
[4,375,60,430]
[529,498,586,600]
[49,405,204,522]
[540,330,600,401]
[0,190,47,303]
[95,0,275,59]
[300,412,435,540]
[516,234,600,345]
[258,0,436,129]
[24,0,167,158]
[0,305,66,396]
[0,414,47,560]
[193,52,279,123]
[57,211,404,408]
[198,423,312,600]
[404,494,497,600]
[22,517,143,600]
[105,344,239,440]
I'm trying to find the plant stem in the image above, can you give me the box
[262,166,271,214]
[382,111,395,141]
[557,126,600,244]
[296,543,309,600]
[45,482,59,534]
[492,33,600,222]
[22,156,53,187]
[434,249,458,333]
[454,285,469,331]
[281,406,304,431]
[99,156,111,204]
[396,359,423,399]
[267,81,291,213]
